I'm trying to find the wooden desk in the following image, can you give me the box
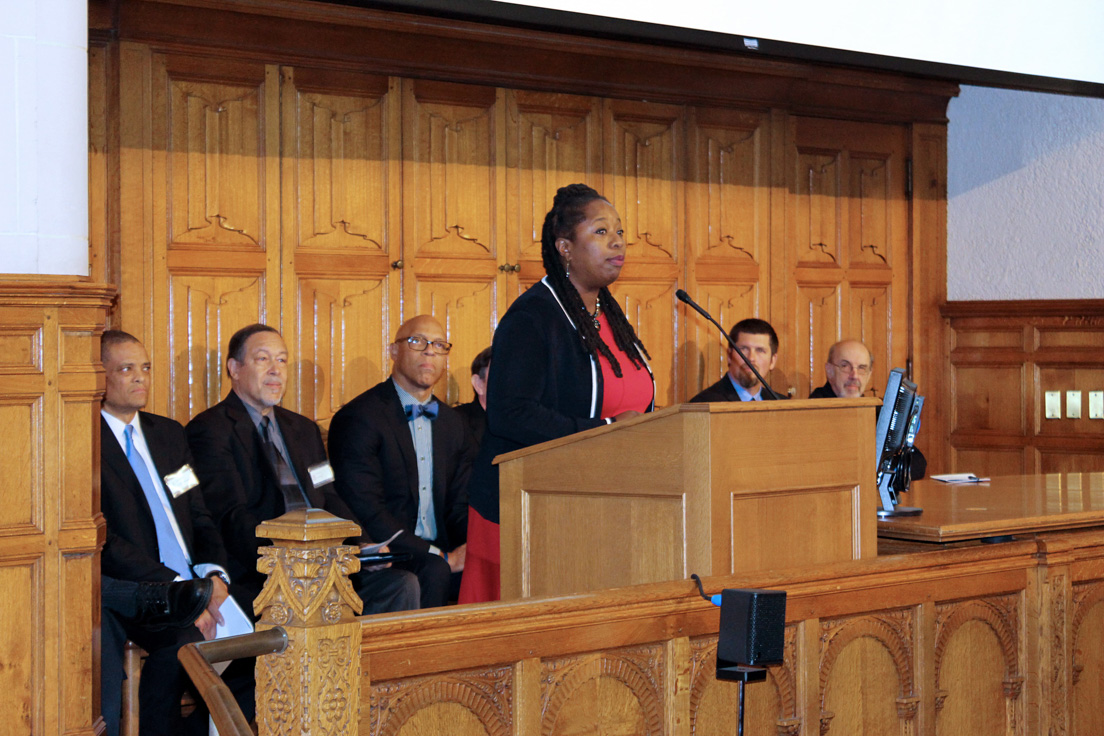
[877,472,1104,542]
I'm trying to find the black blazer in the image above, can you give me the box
[468,278,655,523]
[185,390,363,602]
[100,412,228,583]
[328,380,472,556]
[689,375,781,403]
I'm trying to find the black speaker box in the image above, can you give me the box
[717,588,786,667]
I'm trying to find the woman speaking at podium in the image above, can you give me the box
[459,184,656,603]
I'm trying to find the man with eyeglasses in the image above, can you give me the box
[810,339,927,477]
[811,339,874,398]
[329,315,473,608]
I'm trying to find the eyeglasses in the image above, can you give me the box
[401,335,452,355]
[829,361,871,377]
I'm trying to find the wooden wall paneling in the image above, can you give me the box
[683,106,772,402]
[782,117,910,400]
[88,37,115,288]
[117,42,155,355]
[134,52,281,421]
[402,79,507,406]
[0,279,113,736]
[603,99,684,407]
[945,303,1104,478]
[280,67,402,424]
[504,89,603,297]
[911,123,951,476]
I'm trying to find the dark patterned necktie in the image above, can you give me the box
[259,415,308,511]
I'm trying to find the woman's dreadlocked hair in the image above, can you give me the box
[540,183,650,378]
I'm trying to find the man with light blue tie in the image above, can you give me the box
[99,330,239,736]
[329,315,473,608]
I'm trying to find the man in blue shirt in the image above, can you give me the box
[690,318,782,402]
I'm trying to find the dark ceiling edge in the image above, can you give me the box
[328,0,1104,99]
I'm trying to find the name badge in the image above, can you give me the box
[163,464,200,498]
[309,461,335,488]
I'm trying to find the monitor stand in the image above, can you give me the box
[877,505,923,519]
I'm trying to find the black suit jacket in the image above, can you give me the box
[100,412,228,583]
[328,380,472,556]
[185,390,363,602]
[689,375,781,403]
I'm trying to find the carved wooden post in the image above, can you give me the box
[253,508,364,735]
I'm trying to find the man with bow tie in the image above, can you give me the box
[329,315,473,608]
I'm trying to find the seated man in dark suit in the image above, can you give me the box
[690,318,782,402]
[98,330,237,736]
[453,345,491,454]
[809,338,926,478]
[185,323,418,615]
[329,315,472,609]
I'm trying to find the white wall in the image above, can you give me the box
[0,0,88,276]
[948,85,1104,300]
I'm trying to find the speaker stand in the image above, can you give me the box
[716,664,765,736]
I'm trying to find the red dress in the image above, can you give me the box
[459,310,653,604]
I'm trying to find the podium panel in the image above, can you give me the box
[499,399,878,599]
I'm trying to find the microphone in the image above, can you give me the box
[676,289,784,401]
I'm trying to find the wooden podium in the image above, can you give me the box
[498,399,880,599]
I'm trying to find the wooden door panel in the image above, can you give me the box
[608,281,677,408]
[403,79,500,262]
[506,90,602,273]
[685,107,772,400]
[295,277,393,431]
[167,274,265,421]
[145,55,281,422]
[410,279,498,405]
[164,68,268,250]
[284,68,396,255]
[604,100,683,266]
[281,67,402,420]
[783,118,909,399]
[403,80,506,405]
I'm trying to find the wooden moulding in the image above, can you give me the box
[114,0,958,122]
[353,528,1104,736]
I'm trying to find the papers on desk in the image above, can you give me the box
[932,473,991,484]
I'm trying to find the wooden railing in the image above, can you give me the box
[223,516,1104,735]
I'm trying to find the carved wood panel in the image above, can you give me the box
[167,274,265,421]
[541,644,665,736]
[684,107,772,400]
[369,664,513,736]
[281,66,402,420]
[1071,580,1104,735]
[819,609,918,736]
[505,90,603,270]
[402,79,506,406]
[780,118,909,400]
[934,595,1023,735]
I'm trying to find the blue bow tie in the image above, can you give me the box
[404,402,439,421]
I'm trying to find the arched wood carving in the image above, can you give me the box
[540,644,664,736]
[818,609,916,734]
[934,595,1022,694]
[1071,580,1104,686]
[370,665,513,736]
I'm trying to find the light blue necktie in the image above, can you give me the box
[124,425,192,579]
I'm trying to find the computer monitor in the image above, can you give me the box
[874,368,924,519]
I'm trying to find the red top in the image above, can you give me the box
[595,310,654,418]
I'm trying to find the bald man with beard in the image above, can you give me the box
[328,315,473,608]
